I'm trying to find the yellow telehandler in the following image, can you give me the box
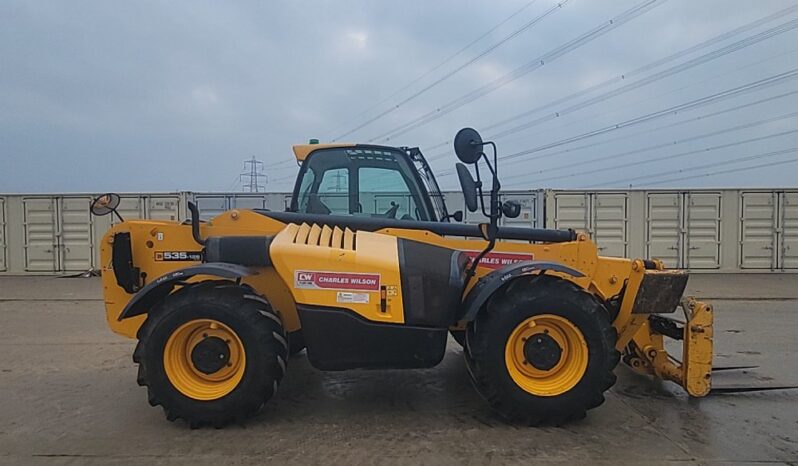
[91,127,768,428]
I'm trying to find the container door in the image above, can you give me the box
[646,193,681,268]
[147,196,180,221]
[114,196,145,223]
[553,193,590,234]
[0,198,6,271]
[23,198,58,271]
[685,193,721,269]
[781,191,798,269]
[739,192,777,269]
[593,193,628,257]
[59,197,94,271]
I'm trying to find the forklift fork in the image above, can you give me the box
[624,298,797,396]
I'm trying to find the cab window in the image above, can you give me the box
[359,167,418,220]
[291,147,433,220]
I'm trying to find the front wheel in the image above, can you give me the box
[133,282,288,427]
[465,276,618,425]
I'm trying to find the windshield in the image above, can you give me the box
[290,146,437,221]
[405,147,450,222]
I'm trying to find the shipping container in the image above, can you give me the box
[2,189,797,274]
[739,191,798,270]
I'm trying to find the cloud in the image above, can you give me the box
[1,0,797,192]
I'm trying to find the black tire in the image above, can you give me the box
[465,275,619,425]
[288,330,306,356]
[133,282,288,428]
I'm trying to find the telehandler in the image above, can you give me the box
[92,127,759,427]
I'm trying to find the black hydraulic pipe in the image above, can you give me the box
[187,201,206,245]
[255,210,576,243]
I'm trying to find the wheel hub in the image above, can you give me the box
[163,319,246,400]
[523,332,562,371]
[190,336,231,375]
[504,314,589,397]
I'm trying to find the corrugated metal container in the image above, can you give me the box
[739,190,798,270]
[452,190,544,229]
[19,196,95,272]
[2,189,796,274]
[551,192,629,257]
[0,193,185,274]
[546,189,797,272]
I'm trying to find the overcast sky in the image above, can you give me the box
[2,0,797,193]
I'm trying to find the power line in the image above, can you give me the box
[494,68,798,162]
[433,69,798,180]
[635,155,798,187]
[419,4,798,155]
[366,0,668,143]
[493,19,798,139]
[326,0,541,140]
[593,147,798,187]
[435,87,798,176]
[501,111,798,185]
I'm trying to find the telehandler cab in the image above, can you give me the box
[92,127,771,428]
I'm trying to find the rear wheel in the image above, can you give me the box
[134,282,288,427]
[465,276,618,425]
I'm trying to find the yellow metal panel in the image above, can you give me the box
[295,223,311,244]
[100,210,298,338]
[292,143,355,162]
[344,228,354,250]
[319,225,332,247]
[332,226,343,248]
[308,224,322,246]
[270,226,404,324]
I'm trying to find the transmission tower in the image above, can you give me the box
[240,157,267,192]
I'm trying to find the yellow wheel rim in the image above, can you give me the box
[504,314,588,397]
[163,319,246,401]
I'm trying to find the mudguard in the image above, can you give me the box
[457,260,584,322]
[116,263,256,321]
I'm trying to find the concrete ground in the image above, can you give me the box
[1,274,797,465]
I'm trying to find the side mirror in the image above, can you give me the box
[442,210,464,222]
[456,163,478,212]
[502,200,521,219]
[90,193,121,216]
[453,127,483,164]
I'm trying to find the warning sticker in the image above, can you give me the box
[294,271,381,291]
[336,291,370,304]
[463,251,534,270]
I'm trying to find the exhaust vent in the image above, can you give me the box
[290,223,356,250]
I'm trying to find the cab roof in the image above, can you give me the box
[292,143,356,162]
